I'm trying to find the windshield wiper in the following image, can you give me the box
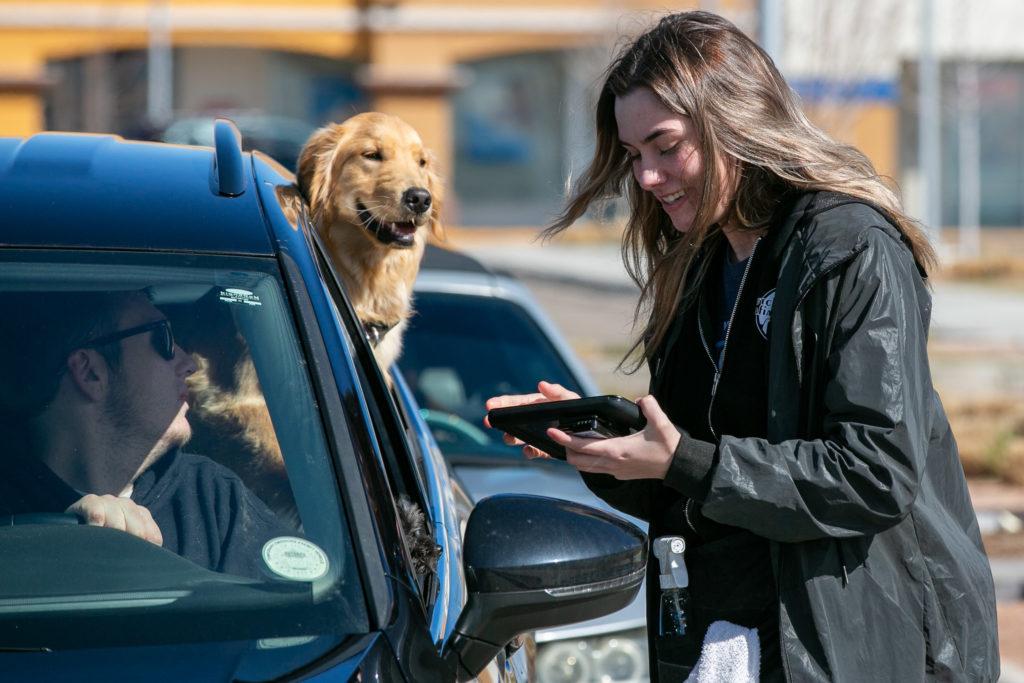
[0,646,52,653]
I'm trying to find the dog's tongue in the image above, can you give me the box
[393,222,416,236]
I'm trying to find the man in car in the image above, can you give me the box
[0,289,291,578]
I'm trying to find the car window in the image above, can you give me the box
[0,250,367,676]
[400,291,583,461]
[310,239,439,604]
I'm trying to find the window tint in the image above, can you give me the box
[0,250,366,676]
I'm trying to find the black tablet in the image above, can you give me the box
[487,395,646,460]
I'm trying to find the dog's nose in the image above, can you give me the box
[402,187,432,214]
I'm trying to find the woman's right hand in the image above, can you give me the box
[484,380,580,459]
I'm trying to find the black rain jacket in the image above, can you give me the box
[582,192,1000,681]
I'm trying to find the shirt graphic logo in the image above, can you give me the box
[755,289,775,339]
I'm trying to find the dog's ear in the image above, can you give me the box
[424,149,446,242]
[296,123,350,221]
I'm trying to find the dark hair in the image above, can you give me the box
[546,11,935,370]
[0,291,139,417]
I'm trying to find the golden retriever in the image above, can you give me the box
[296,112,443,374]
[174,118,446,574]
[169,291,297,525]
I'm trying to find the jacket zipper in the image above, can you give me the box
[684,498,697,533]
[697,237,762,441]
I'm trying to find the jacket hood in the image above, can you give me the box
[768,192,909,303]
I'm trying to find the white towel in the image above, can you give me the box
[684,620,760,683]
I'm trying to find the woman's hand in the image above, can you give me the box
[548,395,680,480]
[484,380,580,459]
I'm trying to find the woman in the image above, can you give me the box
[485,11,999,682]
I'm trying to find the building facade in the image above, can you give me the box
[2,0,1019,230]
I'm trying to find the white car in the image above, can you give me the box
[402,245,650,683]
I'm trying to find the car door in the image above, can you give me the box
[311,249,493,681]
[283,215,475,682]
[309,233,539,681]
[256,169,524,682]
[391,369,532,683]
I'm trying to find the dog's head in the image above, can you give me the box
[297,112,444,249]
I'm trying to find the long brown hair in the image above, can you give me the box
[545,11,935,370]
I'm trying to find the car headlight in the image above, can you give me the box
[535,628,648,683]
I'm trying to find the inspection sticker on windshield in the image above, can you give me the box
[262,537,329,581]
[219,288,262,306]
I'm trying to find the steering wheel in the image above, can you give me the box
[420,409,492,447]
[7,512,82,526]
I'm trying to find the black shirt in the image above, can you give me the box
[714,251,749,369]
[653,235,783,677]
[0,446,292,578]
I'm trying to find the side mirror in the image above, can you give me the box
[443,494,646,681]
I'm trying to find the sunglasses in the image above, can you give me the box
[82,319,176,361]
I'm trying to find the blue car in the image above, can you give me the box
[0,121,645,681]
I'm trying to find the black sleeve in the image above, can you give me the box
[662,427,717,501]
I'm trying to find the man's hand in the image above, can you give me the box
[66,494,163,546]
[547,395,681,480]
[484,380,580,459]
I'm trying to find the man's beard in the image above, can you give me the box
[105,373,192,478]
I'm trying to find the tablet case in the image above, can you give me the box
[487,395,646,460]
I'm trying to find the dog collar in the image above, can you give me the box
[363,320,395,348]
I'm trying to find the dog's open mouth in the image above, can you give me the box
[356,202,418,248]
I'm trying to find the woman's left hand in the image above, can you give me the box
[547,395,681,480]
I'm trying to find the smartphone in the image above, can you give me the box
[487,395,646,460]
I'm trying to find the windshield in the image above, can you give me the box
[0,250,366,676]
[400,290,583,462]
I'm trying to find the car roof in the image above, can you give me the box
[0,130,275,255]
[421,244,494,275]
[413,245,601,397]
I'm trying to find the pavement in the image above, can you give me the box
[461,239,1024,674]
